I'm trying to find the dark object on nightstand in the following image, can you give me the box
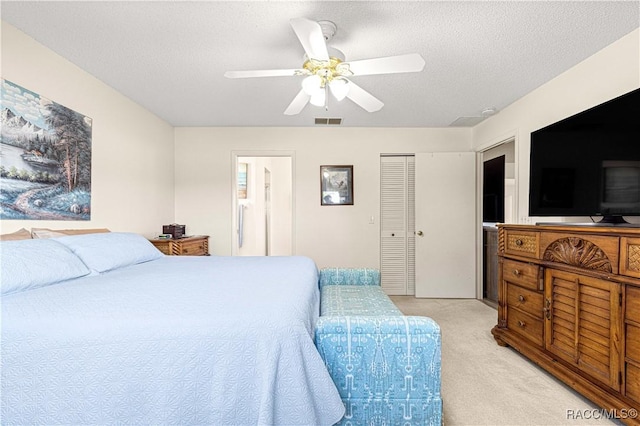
[162,224,186,239]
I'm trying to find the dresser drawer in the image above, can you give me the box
[507,308,543,346]
[627,323,640,361]
[624,323,639,402]
[626,361,640,404]
[504,229,539,258]
[621,237,640,279]
[178,239,208,256]
[507,283,543,319]
[627,286,640,325]
[503,259,540,291]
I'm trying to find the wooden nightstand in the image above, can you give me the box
[150,235,209,256]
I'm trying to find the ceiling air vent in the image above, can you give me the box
[315,118,342,125]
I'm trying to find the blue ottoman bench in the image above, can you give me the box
[315,268,443,426]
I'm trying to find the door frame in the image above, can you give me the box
[475,133,519,299]
[231,151,296,255]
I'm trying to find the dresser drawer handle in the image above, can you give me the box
[513,269,521,276]
[518,295,525,303]
[515,239,523,246]
[544,298,552,320]
[518,320,526,328]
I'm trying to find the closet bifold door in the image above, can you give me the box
[380,155,415,295]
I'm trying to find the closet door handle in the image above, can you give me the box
[416,231,424,236]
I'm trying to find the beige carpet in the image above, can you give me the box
[390,297,620,426]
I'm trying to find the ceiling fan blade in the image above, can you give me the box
[224,69,301,78]
[284,89,311,115]
[345,81,384,113]
[344,53,425,76]
[290,18,329,62]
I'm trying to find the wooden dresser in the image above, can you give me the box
[492,224,640,425]
[150,235,209,256]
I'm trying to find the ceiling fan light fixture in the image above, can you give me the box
[302,75,323,96]
[329,78,350,101]
[309,89,326,107]
[225,18,425,116]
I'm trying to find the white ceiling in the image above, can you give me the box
[2,1,638,128]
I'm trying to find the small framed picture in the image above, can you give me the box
[320,165,353,206]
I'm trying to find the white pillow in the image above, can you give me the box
[54,232,163,273]
[0,239,90,295]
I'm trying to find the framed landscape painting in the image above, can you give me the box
[0,79,92,220]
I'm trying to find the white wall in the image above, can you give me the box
[0,22,176,237]
[174,127,472,266]
[473,28,640,225]
[265,156,292,255]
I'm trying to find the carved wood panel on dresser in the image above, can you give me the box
[492,224,640,425]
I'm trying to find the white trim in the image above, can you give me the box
[475,135,518,300]
[476,152,484,300]
[475,128,519,153]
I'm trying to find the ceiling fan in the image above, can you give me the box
[224,18,426,115]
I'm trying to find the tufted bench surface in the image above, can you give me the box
[315,267,442,426]
[321,285,402,316]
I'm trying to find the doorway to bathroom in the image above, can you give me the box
[232,154,293,256]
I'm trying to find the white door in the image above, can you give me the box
[415,152,476,298]
[380,156,415,295]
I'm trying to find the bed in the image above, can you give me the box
[1,232,345,425]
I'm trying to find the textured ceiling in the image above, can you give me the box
[2,1,639,127]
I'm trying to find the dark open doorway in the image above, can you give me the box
[483,155,505,223]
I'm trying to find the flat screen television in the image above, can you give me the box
[529,88,640,224]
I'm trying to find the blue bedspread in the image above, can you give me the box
[2,255,345,425]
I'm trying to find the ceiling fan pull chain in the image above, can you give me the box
[324,85,329,111]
